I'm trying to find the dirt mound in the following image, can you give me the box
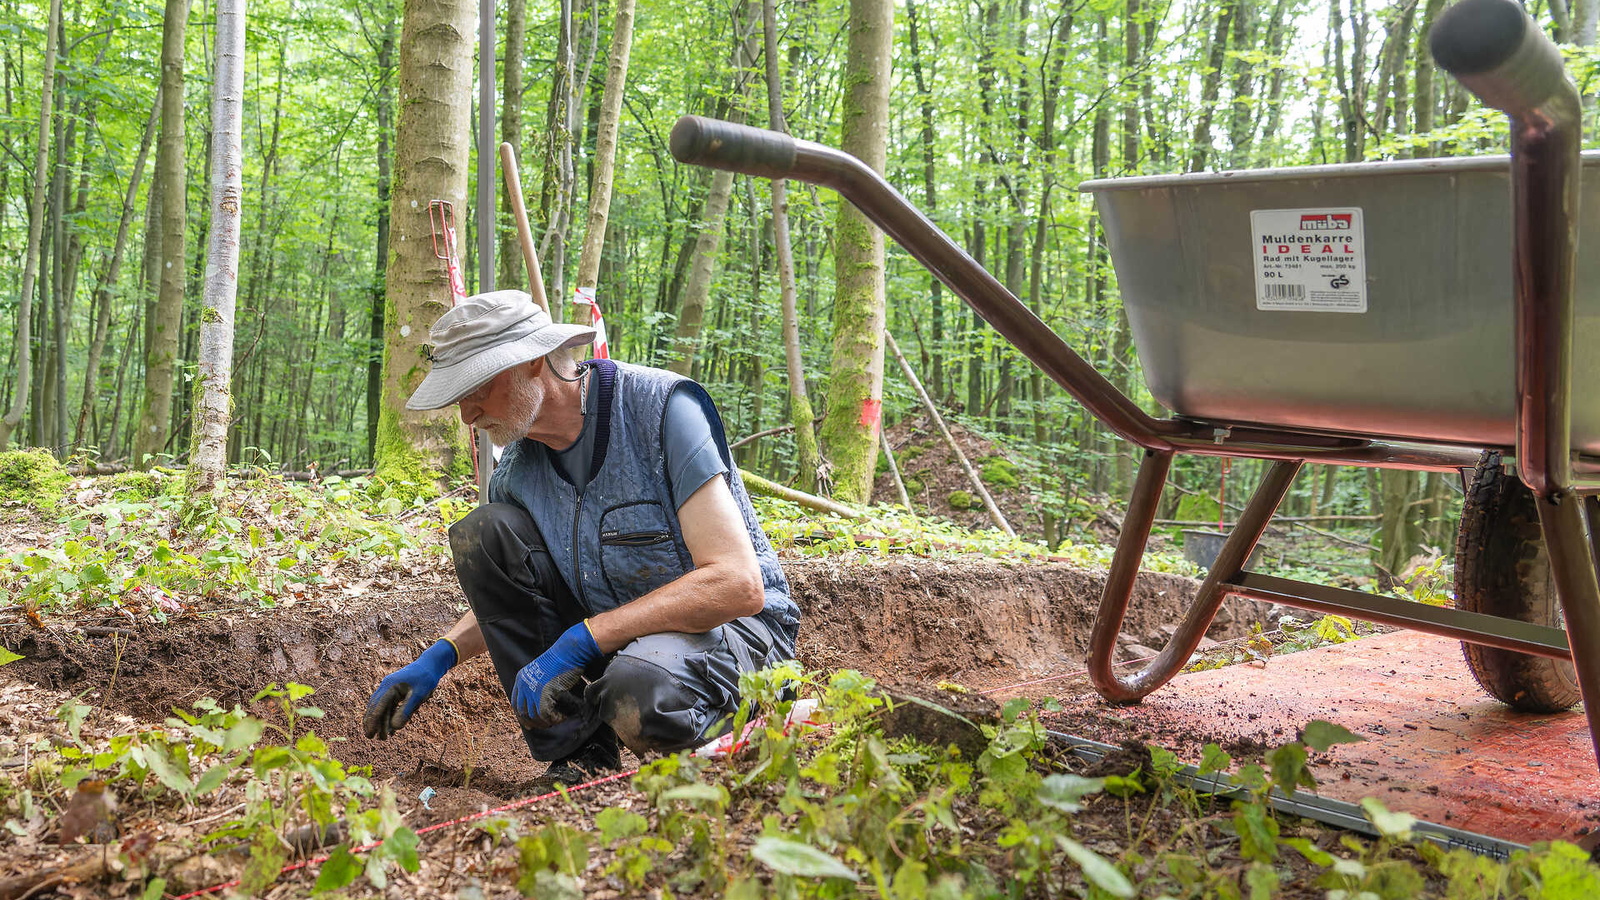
[875,416,1043,532]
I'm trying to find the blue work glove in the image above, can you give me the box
[512,621,603,728]
[364,639,458,740]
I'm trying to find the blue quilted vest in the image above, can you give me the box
[488,360,799,655]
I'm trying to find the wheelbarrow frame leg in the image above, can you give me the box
[1088,452,1302,704]
[1538,494,1600,762]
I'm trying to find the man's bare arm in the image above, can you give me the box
[443,610,487,662]
[586,476,765,653]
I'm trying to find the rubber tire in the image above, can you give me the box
[1454,451,1582,713]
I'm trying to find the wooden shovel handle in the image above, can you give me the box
[498,142,549,312]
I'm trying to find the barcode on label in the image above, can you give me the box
[1259,284,1305,300]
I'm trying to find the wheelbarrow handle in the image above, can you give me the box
[1430,0,1572,121]
[670,116,798,180]
[1432,0,1582,499]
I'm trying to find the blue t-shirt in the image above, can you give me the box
[549,367,727,509]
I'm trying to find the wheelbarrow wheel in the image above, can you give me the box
[1454,451,1581,713]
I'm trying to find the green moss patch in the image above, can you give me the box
[978,456,1020,490]
[104,469,181,502]
[0,449,70,510]
[947,489,975,510]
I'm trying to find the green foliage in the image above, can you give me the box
[0,472,449,615]
[569,668,1600,899]
[753,495,1196,573]
[0,450,71,510]
[945,489,974,510]
[20,684,411,894]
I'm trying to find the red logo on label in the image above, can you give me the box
[1299,213,1353,231]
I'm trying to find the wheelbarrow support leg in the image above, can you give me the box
[1089,453,1302,704]
[1538,494,1600,763]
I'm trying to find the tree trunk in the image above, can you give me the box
[668,4,759,376]
[573,0,637,310]
[667,165,736,377]
[1253,0,1293,165]
[367,5,396,464]
[1377,469,1425,585]
[1031,4,1074,546]
[76,92,161,450]
[374,0,476,498]
[186,0,245,501]
[1224,0,1255,167]
[764,0,822,492]
[133,0,191,467]
[1187,0,1235,172]
[1411,0,1445,159]
[496,0,527,291]
[1577,0,1599,46]
[905,0,943,400]
[820,0,892,504]
[0,0,61,450]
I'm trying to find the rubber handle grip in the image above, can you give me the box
[1430,0,1570,115]
[669,116,797,179]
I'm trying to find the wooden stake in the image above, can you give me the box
[498,142,549,312]
[880,428,913,510]
[885,330,1015,537]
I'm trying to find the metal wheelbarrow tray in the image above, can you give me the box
[669,0,1600,787]
[1085,154,1600,454]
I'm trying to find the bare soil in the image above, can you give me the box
[0,554,1291,897]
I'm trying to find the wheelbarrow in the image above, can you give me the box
[669,0,1600,769]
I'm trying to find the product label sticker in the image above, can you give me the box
[1250,207,1367,312]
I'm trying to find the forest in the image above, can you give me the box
[1,0,1596,564]
[8,0,1600,895]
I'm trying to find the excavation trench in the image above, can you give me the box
[2,556,1271,820]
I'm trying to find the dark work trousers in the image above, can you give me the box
[449,502,789,761]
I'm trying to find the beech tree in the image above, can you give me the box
[820,0,892,503]
[186,0,246,499]
[372,0,475,497]
[133,0,191,467]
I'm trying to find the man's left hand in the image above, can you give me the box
[513,621,603,728]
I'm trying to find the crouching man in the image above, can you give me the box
[363,290,800,786]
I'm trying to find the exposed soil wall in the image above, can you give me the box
[1,556,1270,805]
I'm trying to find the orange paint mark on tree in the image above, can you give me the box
[859,398,882,429]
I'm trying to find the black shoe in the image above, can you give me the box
[529,727,621,792]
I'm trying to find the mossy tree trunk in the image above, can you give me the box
[133,0,191,467]
[374,0,475,499]
[820,0,892,504]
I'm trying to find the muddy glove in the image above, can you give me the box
[364,639,458,740]
[512,621,602,729]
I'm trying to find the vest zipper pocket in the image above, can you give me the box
[600,530,671,547]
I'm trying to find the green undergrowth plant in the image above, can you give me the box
[6,683,415,896]
[0,470,470,616]
[545,664,1600,899]
[753,496,1197,574]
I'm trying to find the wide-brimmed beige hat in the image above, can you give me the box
[406,290,595,410]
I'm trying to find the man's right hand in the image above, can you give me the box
[364,639,458,740]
